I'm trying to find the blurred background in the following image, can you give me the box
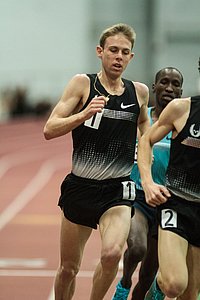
[0,2,199,298]
[0,0,200,121]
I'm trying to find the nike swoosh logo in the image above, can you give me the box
[121,103,136,109]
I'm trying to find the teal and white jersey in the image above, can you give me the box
[131,107,171,190]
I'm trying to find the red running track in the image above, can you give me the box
[0,118,165,300]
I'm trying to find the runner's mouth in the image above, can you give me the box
[113,63,122,69]
[162,94,174,100]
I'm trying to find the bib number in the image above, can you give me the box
[122,181,135,200]
[84,110,104,129]
[161,209,177,228]
[134,144,138,162]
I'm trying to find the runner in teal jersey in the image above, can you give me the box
[112,67,183,300]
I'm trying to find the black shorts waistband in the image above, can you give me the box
[68,172,132,185]
[168,192,200,207]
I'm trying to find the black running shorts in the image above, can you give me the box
[157,193,200,246]
[58,173,136,229]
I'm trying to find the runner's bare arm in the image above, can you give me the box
[134,81,150,136]
[137,99,186,206]
[44,74,107,139]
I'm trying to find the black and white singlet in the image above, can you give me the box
[71,74,140,180]
[166,96,200,202]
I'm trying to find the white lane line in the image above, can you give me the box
[0,152,43,179]
[0,269,56,277]
[0,144,64,179]
[47,286,54,300]
[0,258,46,268]
[0,156,65,230]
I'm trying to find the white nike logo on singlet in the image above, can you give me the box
[121,103,136,109]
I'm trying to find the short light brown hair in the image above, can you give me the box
[99,23,136,49]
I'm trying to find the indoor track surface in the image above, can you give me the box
[0,118,172,299]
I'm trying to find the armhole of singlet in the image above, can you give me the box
[123,79,140,110]
[80,74,96,111]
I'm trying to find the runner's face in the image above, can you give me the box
[153,69,183,110]
[96,33,134,78]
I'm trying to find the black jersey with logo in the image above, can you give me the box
[166,96,200,202]
[71,74,140,179]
